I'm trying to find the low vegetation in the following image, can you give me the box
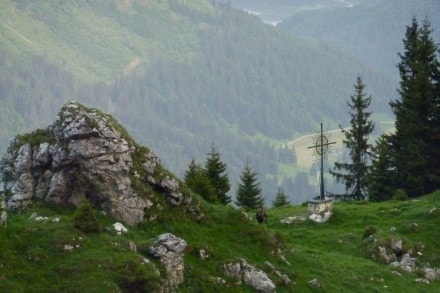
[1,191,439,292]
[14,129,56,150]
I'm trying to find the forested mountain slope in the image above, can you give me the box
[276,0,440,75]
[0,0,397,203]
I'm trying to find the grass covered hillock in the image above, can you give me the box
[1,190,439,292]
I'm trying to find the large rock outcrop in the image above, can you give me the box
[0,101,201,225]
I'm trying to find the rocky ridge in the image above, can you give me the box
[0,101,201,225]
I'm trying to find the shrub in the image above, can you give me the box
[363,226,377,238]
[265,231,285,252]
[73,197,101,234]
[401,222,419,234]
[393,189,408,201]
[14,128,56,150]
[428,207,440,219]
[113,259,162,292]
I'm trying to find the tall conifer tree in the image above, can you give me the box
[389,17,440,197]
[330,76,374,200]
[184,159,217,203]
[184,159,202,183]
[368,134,395,201]
[272,187,290,208]
[205,144,231,205]
[235,162,264,210]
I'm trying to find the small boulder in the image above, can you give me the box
[199,249,209,260]
[390,253,418,273]
[390,238,403,256]
[378,246,396,264]
[128,241,137,252]
[280,215,306,224]
[265,261,291,285]
[424,267,440,281]
[308,278,320,287]
[113,222,128,234]
[147,233,187,289]
[309,211,332,223]
[223,258,276,293]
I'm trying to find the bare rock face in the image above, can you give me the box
[0,101,201,225]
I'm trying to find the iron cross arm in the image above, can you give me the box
[307,140,337,149]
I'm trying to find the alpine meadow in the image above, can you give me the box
[1,0,440,292]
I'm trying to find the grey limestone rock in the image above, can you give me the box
[148,233,187,289]
[390,253,418,272]
[0,101,201,226]
[223,258,276,293]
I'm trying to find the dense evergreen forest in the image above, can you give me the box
[230,0,440,76]
[0,0,410,204]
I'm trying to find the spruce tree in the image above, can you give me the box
[184,159,217,203]
[205,144,231,205]
[330,76,374,200]
[389,17,440,197]
[272,187,290,208]
[367,134,395,201]
[235,163,264,210]
[184,159,203,184]
[73,197,100,234]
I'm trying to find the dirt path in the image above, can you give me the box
[285,121,395,168]
[286,121,395,147]
[286,127,350,147]
[1,21,37,47]
[124,57,141,75]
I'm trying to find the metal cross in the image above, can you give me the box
[307,123,336,200]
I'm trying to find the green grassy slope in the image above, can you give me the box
[1,191,439,292]
[269,192,440,291]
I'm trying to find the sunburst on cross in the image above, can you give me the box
[307,123,336,200]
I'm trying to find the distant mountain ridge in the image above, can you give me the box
[229,0,440,75]
[228,0,375,24]
[1,0,399,203]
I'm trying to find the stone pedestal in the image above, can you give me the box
[307,197,334,223]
